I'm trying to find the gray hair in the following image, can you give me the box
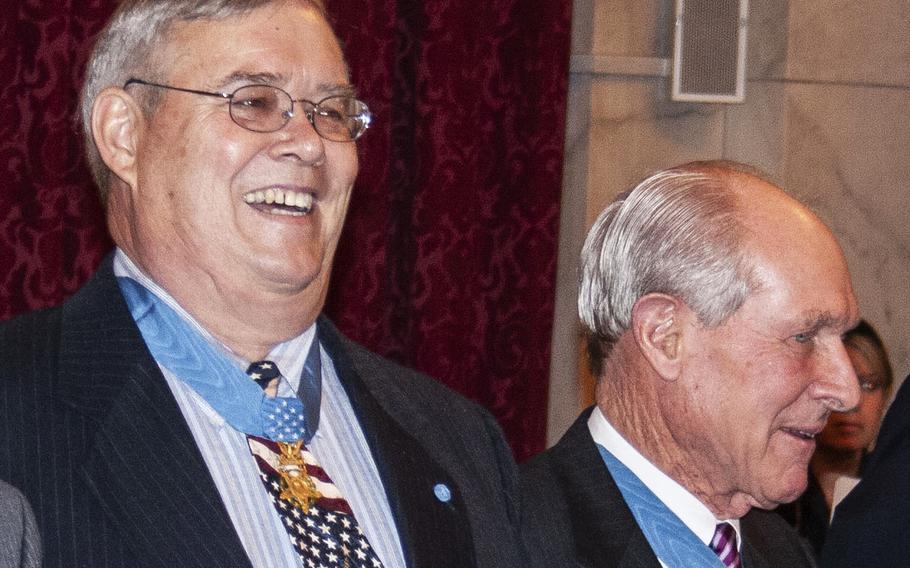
[578,161,760,374]
[79,0,327,201]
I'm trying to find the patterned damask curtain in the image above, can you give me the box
[0,0,571,461]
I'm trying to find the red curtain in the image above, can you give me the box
[0,1,571,462]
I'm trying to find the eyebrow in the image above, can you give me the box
[215,71,284,90]
[798,311,856,334]
[214,71,357,97]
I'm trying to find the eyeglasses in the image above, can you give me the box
[123,78,371,142]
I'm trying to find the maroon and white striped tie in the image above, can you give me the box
[709,522,741,568]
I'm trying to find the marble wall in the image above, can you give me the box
[547,0,910,443]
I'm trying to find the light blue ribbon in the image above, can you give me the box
[596,444,728,567]
[117,277,309,441]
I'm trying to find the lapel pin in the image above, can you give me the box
[433,483,452,503]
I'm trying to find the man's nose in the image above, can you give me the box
[268,107,326,165]
[814,340,861,413]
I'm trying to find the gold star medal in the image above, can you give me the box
[276,440,322,512]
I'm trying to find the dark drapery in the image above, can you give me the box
[0,0,571,461]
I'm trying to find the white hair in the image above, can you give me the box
[79,0,328,200]
[578,161,760,373]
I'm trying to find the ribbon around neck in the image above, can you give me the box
[117,277,309,441]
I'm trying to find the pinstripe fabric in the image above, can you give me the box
[114,251,405,568]
[0,256,528,568]
[0,290,251,568]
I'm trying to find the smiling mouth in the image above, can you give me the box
[781,427,819,441]
[243,188,314,216]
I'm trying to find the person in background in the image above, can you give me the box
[521,160,856,567]
[0,1,524,566]
[823,357,910,565]
[0,479,41,568]
[779,320,893,556]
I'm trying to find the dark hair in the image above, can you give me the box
[844,319,894,393]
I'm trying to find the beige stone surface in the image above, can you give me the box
[593,0,670,56]
[786,1,910,87]
[587,77,726,222]
[548,0,910,443]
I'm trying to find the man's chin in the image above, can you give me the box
[251,253,325,291]
[740,469,809,512]
[758,480,808,510]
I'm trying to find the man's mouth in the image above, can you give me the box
[243,188,314,216]
[781,427,819,441]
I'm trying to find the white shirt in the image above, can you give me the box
[588,407,741,567]
[114,249,406,568]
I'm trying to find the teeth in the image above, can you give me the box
[243,189,315,213]
[785,428,816,440]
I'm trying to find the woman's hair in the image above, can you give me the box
[844,319,894,394]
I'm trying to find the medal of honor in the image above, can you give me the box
[276,440,322,511]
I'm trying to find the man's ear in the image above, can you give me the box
[630,293,686,381]
[91,87,144,190]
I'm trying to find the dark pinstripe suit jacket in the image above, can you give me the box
[0,258,525,568]
[520,409,817,568]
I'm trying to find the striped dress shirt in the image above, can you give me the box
[113,250,406,568]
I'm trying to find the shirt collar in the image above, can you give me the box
[112,247,316,411]
[587,406,741,547]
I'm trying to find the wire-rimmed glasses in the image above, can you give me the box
[124,78,372,142]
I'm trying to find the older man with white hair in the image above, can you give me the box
[522,161,858,567]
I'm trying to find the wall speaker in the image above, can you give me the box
[671,0,749,103]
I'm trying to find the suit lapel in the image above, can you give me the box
[550,410,661,568]
[318,319,475,568]
[56,259,251,568]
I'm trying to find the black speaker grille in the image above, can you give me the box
[679,0,740,96]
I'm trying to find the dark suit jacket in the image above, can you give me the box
[822,376,910,568]
[0,258,525,568]
[0,480,41,568]
[776,470,828,558]
[521,409,816,567]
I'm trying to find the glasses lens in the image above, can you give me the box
[312,96,372,142]
[229,85,290,132]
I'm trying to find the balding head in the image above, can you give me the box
[582,160,861,518]
[578,160,761,374]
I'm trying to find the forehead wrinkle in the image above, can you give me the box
[318,83,357,97]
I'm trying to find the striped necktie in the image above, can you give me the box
[709,522,741,568]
